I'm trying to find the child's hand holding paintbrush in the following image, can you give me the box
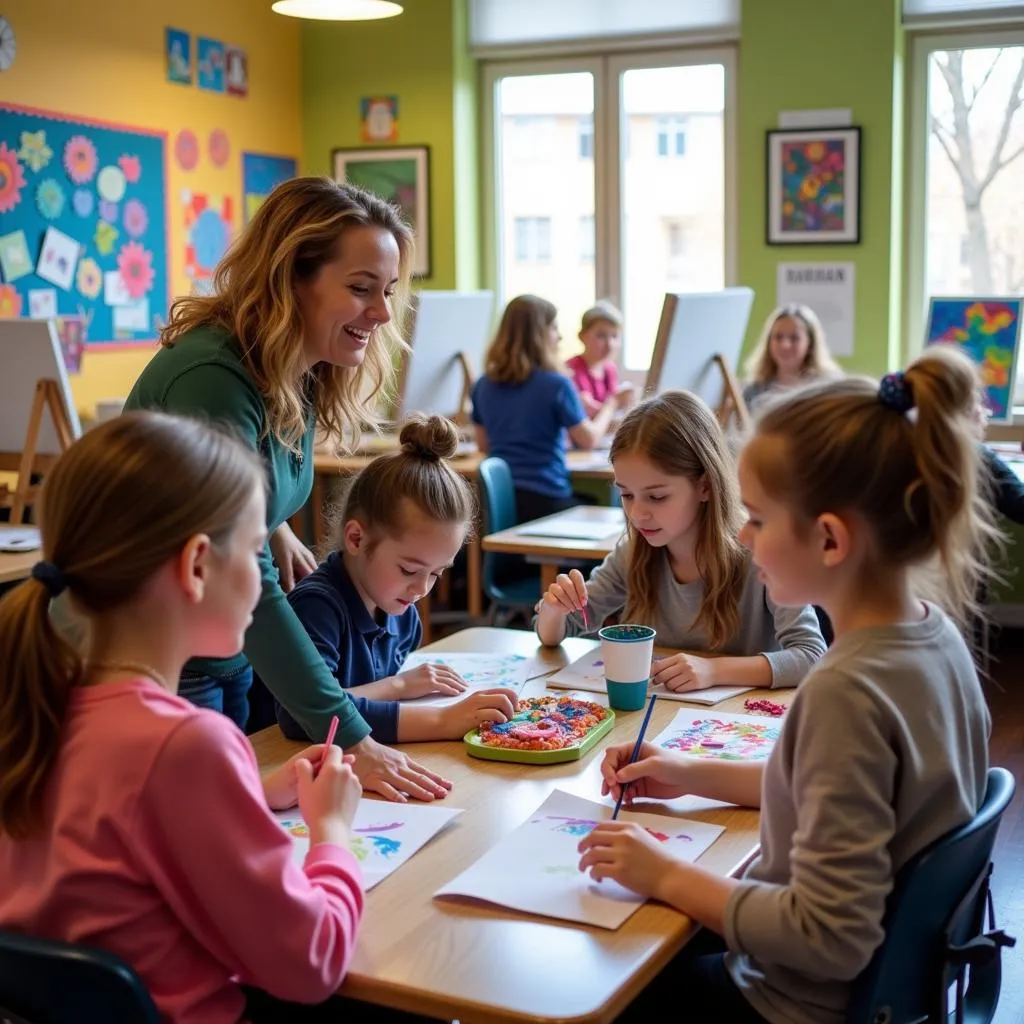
[291,715,361,851]
[538,568,594,637]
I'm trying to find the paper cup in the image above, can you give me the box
[598,624,656,711]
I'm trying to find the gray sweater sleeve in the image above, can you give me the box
[560,539,630,638]
[761,592,827,689]
[723,671,895,980]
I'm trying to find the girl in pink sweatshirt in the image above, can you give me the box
[0,412,367,1023]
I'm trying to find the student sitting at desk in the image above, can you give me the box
[741,303,841,409]
[0,413,370,1024]
[472,294,626,523]
[285,415,518,747]
[565,300,635,419]
[536,391,825,691]
[579,348,994,1024]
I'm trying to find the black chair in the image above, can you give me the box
[0,929,159,1023]
[847,766,1016,1024]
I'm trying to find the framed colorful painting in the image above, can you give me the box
[925,297,1023,424]
[766,127,861,245]
[332,145,430,276]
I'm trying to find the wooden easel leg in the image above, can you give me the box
[714,354,751,432]
[10,382,49,525]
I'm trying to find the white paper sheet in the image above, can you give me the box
[434,789,724,930]
[104,271,131,307]
[517,510,625,542]
[546,648,753,705]
[113,298,150,332]
[397,651,530,707]
[651,708,784,761]
[0,525,41,552]
[27,288,57,319]
[275,800,462,890]
[36,227,80,291]
[776,262,856,357]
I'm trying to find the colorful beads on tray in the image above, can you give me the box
[744,697,787,717]
[477,695,611,751]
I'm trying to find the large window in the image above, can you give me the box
[484,52,733,371]
[911,31,1024,397]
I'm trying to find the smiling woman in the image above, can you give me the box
[123,177,453,804]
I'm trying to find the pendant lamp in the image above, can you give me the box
[271,0,403,20]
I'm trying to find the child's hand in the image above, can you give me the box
[543,569,588,617]
[296,746,361,849]
[652,653,716,692]
[615,382,635,409]
[599,741,693,804]
[395,662,468,699]
[439,688,519,739]
[262,744,329,811]
[577,821,678,899]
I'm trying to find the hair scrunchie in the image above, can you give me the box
[878,371,915,414]
[31,560,67,598]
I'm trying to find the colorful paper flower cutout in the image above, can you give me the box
[36,177,66,219]
[0,142,26,213]
[0,283,23,318]
[123,198,148,238]
[76,257,102,299]
[208,129,230,168]
[97,165,126,203]
[118,154,141,183]
[192,208,229,272]
[116,241,154,298]
[72,188,94,217]
[64,135,98,185]
[18,130,52,173]
[99,199,118,223]
[94,220,119,256]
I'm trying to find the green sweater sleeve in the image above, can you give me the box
[159,364,372,748]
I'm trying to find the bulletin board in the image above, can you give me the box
[0,103,168,349]
[242,151,297,224]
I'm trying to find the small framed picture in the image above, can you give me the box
[332,146,430,277]
[766,127,861,245]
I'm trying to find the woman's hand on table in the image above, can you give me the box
[651,652,716,692]
[270,521,318,592]
[347,735,453,803]
[599,740,694,804]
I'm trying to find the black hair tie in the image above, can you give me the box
[878,371,915,414]
[31,560,67,598]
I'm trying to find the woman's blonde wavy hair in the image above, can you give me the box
[611,391,749,650]
[161,176,415,452]
[744,303,841,386]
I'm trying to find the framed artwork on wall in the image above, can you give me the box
[332,145,430,277]
[766,126,861,245]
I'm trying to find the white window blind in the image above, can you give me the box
[904,0,1024,25]
[469,0,740,53]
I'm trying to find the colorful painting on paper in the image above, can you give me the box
[925,298,1023,423]
[653,710,782,762]
[165,28,191,85]
[183,191,233,281]
[780,138,848,233]
[197,37,225,93]
[0,103,167,346]
[360,96,399,142]
[242,152,297,223]
[537,816,694,844]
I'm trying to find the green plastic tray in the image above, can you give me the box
[464,708,616,764]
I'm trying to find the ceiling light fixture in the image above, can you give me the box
[271,0,403,20]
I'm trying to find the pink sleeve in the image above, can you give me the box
[132,715,363,1002]
[565,356,591,398]
[605,362,619,393]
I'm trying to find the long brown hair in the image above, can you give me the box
[0,412,264,839]
[748,346,1001,626]
[484,295,560,384]
[161,177,415,452]
[336,414,476,546]
[611,391,748,649]
[744,303,841,385]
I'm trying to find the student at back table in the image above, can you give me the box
[472,294,628,523]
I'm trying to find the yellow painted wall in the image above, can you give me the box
[0,0,302,417]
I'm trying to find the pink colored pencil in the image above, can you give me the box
[319,714,339,774]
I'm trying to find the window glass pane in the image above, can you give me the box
[497,72,596,356]
[620,64,725,369]
[925,46,1024,395]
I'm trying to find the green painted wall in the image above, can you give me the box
[737,0,904,377]
[301,0,478,290]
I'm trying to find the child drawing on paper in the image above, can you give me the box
[576,347,993,1023]
[286,416,518,745]
[536,816,692,843]
[661,718,780,762]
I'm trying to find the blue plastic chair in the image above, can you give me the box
[477,457,543,621]
[0,929,159,1023]
[847,766,1016,1024]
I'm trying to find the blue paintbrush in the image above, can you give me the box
[610,693,658,820]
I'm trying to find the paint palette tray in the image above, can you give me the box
[464,695,615,764]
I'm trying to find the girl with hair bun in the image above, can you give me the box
[286,415,518,750]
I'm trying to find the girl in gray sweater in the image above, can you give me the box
[578,348,996,1024]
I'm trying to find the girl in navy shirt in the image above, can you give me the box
[284,416,517,748]
[471,295,626,523]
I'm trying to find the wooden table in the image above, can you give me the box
[0,550,36,585]
[482,505,625,589]
[252,627,780,1024]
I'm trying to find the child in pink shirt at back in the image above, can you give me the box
[565,300,634,419]
[0,412,376,1024]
